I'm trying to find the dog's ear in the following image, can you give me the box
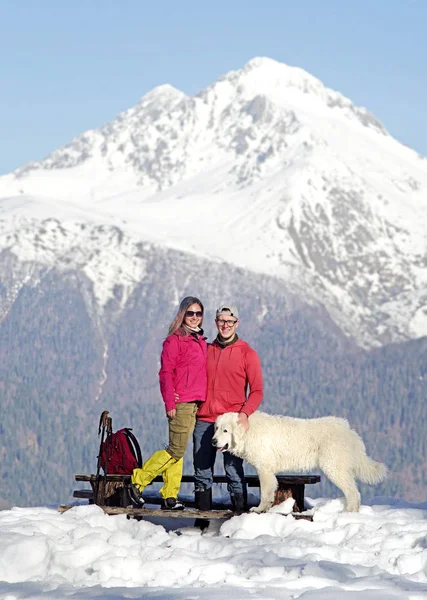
[227,414,245,455]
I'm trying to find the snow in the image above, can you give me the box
[0,56,427,346]
[1,496,426,599]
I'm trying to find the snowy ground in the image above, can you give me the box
[0,495,426,599]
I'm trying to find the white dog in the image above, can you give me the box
[213,411,387,513]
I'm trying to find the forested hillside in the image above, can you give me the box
[1,246,426,508]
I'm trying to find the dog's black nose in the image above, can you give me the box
[211,438,217,447]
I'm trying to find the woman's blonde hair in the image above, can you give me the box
[168,296,204,336]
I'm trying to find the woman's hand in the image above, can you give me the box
[167,393,180,419]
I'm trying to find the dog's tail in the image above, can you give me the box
[355,455,388,485]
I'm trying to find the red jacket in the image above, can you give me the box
[196,338,263,422]
[159,331,207,412]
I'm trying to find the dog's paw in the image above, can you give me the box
[250,505,268,513]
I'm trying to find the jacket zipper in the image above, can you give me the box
[186,336,204,388]
[210,345,224,414]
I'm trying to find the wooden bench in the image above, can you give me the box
[70,473,320,516]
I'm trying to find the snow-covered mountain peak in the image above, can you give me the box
[204,56,387,136]
[10,57,390,184]
[1,57,427,347]
[134,83,188,112]
[140,82,185,98]
[228,55,328,97]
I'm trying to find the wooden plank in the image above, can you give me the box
[73,490,93,499]
[58,504,313,520]
[72,491,249,511]
[75,473,321,486]
[75,474,129,482]
[58,504,232,519]
[203,475,321,485]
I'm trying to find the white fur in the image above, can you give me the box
[213,411,387,513]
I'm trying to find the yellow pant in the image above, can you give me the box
[131,401,198,499]
[132,449,183,499]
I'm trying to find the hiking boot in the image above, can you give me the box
[194,489,212,530]
[127,483,145,507]
[231,493,247,515]
[161,497,185,511]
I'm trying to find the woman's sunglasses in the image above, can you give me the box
[186,310,203,318]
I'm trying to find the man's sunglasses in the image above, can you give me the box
[186,310,203,318]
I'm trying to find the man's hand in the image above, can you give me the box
[238,412,249,431]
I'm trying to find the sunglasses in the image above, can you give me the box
[216,319,238,327]
[186,310,203,318]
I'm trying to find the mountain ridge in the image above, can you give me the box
[0,56,426,348]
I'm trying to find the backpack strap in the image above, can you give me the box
[124,428,143,468]
[95,410,109,502]
[101,416,113,503]
[98,410,110,435]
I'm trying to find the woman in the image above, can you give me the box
[129,296,207,510]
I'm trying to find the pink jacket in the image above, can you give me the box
[159,331,208,412]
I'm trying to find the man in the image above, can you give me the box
[193,304,263,517]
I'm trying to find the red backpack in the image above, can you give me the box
[100,428,143,475]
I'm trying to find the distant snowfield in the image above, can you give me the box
[0,496,426,599]
[1,56,427,345]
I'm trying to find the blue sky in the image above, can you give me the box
[1,0,426,175]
